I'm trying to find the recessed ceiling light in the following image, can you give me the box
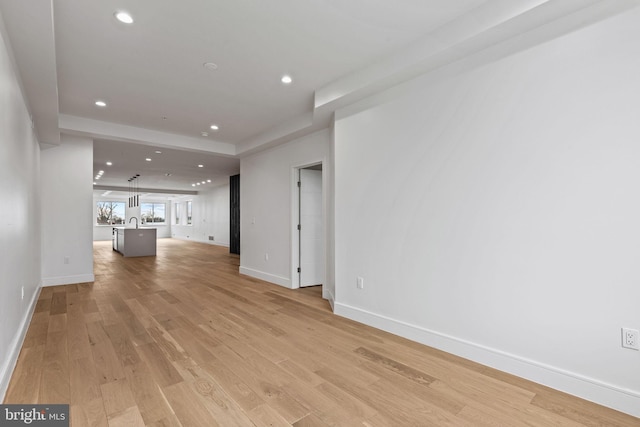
[210,124,219,131]
[155,150,162,154]
[196,183,201,186]
[203,62,218,71]
[95,100,107,107]
[198,164,204,168]
[115,11,134,24]
[98,170,104,174]
[106,161,112,166]
[192,184,196,187]
[145,158,152,162]
[207,179,211,183]
[201,132,209,137]
[201,181,206,184]
[93,182,97,185]
[281,75,293,84]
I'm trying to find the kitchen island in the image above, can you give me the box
[113,227,157,257]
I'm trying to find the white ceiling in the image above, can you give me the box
[92,138,239,190]
[0,0,636,195]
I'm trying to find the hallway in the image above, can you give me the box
[4,240,637,426]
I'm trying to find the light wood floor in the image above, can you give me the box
[4,239,638,426]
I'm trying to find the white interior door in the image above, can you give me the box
[299,168,324,287]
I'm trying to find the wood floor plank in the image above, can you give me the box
[39,330,70,403]
[107,405,146,427]
[50,291,68,315]
[4,239,638,427]
[4,345,45,403]
[70,356,103,405]
[70,397,109,427]
[122,363,178,425]
[248,404,291,427]
[68,320,93,361]
[135,342,184,388]
[101,378,138,417]
[162,381,222,427]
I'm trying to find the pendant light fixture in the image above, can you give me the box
[135,174,140,206]
[127,174,141,207]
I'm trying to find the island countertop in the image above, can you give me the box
[113,227,157,257]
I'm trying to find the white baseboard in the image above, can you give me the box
[323,288,335,311]
[239,266,291,289]
[0,284,40,402]
[334,301,640,419]
[171,235,230,247]
[41,274,95,287]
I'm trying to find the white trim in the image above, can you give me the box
[239,266,291,289]
[290,166,301,289]
[323,288,335,311]
[334,301,640,418]
[0,284,40,402]
[290,159,326,290]
[41,274,95,287]
[171,235,230,248]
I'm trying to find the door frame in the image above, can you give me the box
[291,159,326,289]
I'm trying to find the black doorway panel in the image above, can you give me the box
[230,174,240,254]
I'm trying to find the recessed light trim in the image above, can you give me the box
[106,161,112,166]
[95,100,107,107]
[198,164,204,168]
[210,124,219,131]
[207,179,211,183]
[115,11,134,24]
[281,75,293,84]
[203,62,218,71]
[145,158,152,162]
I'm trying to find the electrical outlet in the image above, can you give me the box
[622,328,639,350]
[357,277,364,289]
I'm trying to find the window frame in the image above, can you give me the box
[141,202,167,225]
[96,201,126,226]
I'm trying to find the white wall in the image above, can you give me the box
[41,134,94,286]
[0,14,42,400]
[93,195,172,241]
[240,129,331,294]
[333,9,640,417]
[172,184,230,247]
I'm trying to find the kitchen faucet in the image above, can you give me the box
[129,217,139,229]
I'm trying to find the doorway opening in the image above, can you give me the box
[292,162,325,290]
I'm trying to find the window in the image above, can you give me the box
[187,201,192,225]
[175,203,181,225]
[96,201,126,225]
[141,202,166,224]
